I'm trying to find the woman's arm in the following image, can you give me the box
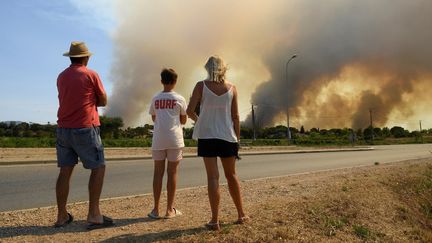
[186,82,203,122]
[180,114,187,125]
[231,85,240,142]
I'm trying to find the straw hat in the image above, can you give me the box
[63,41,93,57]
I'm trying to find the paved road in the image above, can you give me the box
[1,144,431,212]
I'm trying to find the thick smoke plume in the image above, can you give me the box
[107,0,432,130]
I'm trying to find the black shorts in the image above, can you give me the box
[198,139,239,158]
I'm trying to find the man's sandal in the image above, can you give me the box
[54,213,74,228]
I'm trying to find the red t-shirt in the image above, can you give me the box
[57,64,106,128]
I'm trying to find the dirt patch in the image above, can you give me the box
[1,159,431,242]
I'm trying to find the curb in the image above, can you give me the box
[0,147,374,166]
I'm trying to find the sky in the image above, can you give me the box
[0,0,114,124]
[1,0,431,131]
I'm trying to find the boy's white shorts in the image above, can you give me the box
[152,148,183,162]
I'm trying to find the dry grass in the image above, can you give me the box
[1,158,432,242]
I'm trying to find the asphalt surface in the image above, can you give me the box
[1,144,431,212]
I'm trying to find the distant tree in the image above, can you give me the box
[390,126,408,138]
[300,126,305,134]
[23,130,35,137]
[99,116,124,139]
[373,127,382,137]
[240,127,253,139]
[4,129,13,137]
[12,122,30,137]
[262,125,287,139]
[0,122,7,130]
[356,129,363,140]
[30,123,43,132]
[310,127,320,133]
[363,126,374,140]
[381,127,391,137]
[410,131,421,138]
[329,128,343,136]
[319,129,328,136]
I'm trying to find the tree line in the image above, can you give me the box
[1,116,431,142]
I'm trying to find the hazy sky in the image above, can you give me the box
[0,0,114,124]
[1,0,431,131]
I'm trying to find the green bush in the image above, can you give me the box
[0,137,56,147]
[103,138,152,147]
[1,135,431,148]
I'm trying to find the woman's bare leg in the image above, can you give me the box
[221,156,247,221]
[203,157,220,224]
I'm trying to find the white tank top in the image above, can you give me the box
[192,82,238,142]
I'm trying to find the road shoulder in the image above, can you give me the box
[0,146,373,165]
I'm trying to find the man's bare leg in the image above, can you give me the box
[87,165,105,223]
[56,166,74,225]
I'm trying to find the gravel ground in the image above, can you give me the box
[1,158,431,242]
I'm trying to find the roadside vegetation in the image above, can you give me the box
[1,116,431,147]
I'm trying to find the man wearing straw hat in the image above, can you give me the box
[54,41,113,230]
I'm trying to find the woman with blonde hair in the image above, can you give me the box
[187,55,248,230]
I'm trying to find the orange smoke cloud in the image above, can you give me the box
[106,0,432,131]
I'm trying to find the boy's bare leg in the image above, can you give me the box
[203,157,220,224]
[151,160,165,216]
[166,161,179,217]
[56,166,75,225]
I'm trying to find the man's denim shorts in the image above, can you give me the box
[56,127,105,169]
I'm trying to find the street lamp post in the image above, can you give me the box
[285,54,297,144]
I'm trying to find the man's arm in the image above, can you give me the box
[96,93,107,107]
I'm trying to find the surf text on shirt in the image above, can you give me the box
[155,99,177,109]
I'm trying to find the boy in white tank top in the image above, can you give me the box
[148,68,187,219]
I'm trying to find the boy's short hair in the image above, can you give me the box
[161,68,178,84]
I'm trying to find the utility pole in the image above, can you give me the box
[420,120,423,143]
[251,104,256,140]
[287,108,291,144]
[285,54,297,145]
[369,108,374,141]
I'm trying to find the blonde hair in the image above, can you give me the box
[204,55,227,83]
